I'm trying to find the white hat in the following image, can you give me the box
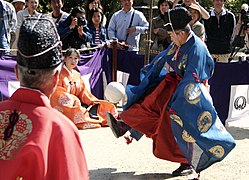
[12,0,25,4]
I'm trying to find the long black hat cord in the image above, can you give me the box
[3,110,20,141]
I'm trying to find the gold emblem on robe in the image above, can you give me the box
[184,83,201,104]
[170,114,183,127]
[182,130,196,142]
[178,54,188,70]
[209,145,225,158]
[197,111,212,133]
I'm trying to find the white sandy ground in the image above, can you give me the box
[79,126,249,180]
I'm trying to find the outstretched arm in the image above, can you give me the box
[192,0,210,20]
[173,0,180,8]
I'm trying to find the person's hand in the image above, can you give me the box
[127,27,136,34]
[78,26,84,36]
[153,28,159,34]
[70,17,78,29]
[106,40,111,48]
[98,44,104,48]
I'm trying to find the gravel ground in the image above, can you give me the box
[79,126,249,180]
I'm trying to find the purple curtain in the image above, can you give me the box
[209,61,249,124]
[0,53,17,101]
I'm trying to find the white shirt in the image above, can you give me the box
[108,7,149,52]
[16,8,41,29]
[11,8,40,52]
[47,11,69,27]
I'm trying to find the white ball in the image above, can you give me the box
[104,82,126,103]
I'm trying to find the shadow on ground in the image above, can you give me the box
[226,126,249,140]
[90,168,174,180]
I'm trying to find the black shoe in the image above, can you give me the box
[106,112,126,138]
[172,164,193,176]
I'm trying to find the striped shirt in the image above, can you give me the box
[95,29,101,45]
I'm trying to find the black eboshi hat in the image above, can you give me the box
[17,16,62,69]
[164,7,192,31]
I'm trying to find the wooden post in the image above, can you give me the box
[144,32,149,65]
[112,38,118,82]
[144,0,153,65]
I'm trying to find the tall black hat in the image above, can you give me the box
[164,7,192,31]
[17,16,62,69]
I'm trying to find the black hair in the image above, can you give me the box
[157,0,173,15]
[87,7,103,26]
[85,0,104,22]
[70,6,86,17]
[49,0,64,4]
[64,48,80,59]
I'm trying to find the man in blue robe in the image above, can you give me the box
[107,7,236,177]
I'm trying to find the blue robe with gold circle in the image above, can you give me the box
[123,32,236,173]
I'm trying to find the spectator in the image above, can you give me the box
[0,0,17,50]
[108,0,149,53]
[151,0,173,52]
[204,0,236,62]
[188,3,206,41]
[0,17,89,179]
[12,0,40,52]
[12,0,25,13]
[85,0,107,27]
[58,6,92,50]
[173,0,192,7]
[87,7,108,48]
[233,3,249,54]
[50,48,118,129]
[48,0,69,27]
[173,0,210,20]
[16,0,40,30]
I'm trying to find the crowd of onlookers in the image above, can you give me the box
[1,0,249,60]
[0,1,246,178]
[152,0,248,62]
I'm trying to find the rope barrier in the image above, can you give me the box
[0,46,100,53]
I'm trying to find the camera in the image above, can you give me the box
[241,3,249,30]
[77,17,87,27]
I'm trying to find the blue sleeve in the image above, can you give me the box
[58,19,73,41]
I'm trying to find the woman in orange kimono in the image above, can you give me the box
[50,48,118,129]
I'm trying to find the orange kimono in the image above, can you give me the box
[50,65,118,129]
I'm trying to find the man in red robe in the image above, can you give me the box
[0,17,89,179]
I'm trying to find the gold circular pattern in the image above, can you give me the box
[170,114,183,127]
[178,55,188,70]
[178,60,186,70]
[184,83,201,104]
[182,130,196,143]
[209,145,225,158]
[197,111,212,133]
